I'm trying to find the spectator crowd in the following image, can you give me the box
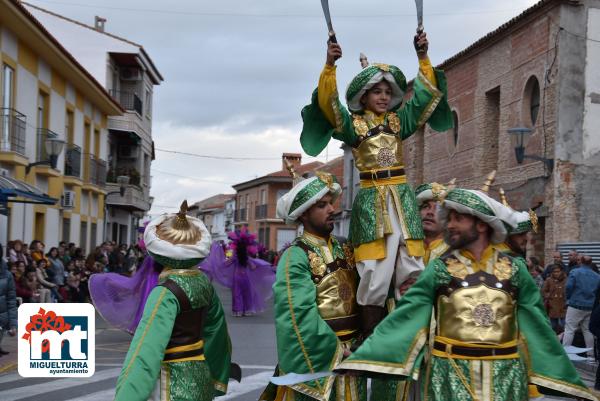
[2,239,144,305]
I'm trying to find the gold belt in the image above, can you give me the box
[163,339,205,363]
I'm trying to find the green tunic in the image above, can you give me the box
[266,234,367,401]
[300,70,453,247]
[336,250,596,401]
[114,270,232,401]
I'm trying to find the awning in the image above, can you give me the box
[0,175,58,205]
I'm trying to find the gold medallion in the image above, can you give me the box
[376,148,397,168]
[353,115,369,137]
[387,113,400,134]
[373,63,390,72]
[472,303,495,327]
[308,251,327,276]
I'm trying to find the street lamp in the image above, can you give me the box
[26,137,66,174]
[104,175,130,241]
[507,127,554,172]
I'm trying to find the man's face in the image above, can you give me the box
[444,210,480,249]
[361,80,392,114]
[553,252,562,263]
[420,200,442,236]
[300,194,336,237]
[507,232,528,256]
[568,251,578,263]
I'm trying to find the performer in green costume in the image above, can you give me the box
[261,172,366,401]
[336,188,597,401]
[496,188,538,258]
[300,32,453,335]
[114,202,234,401]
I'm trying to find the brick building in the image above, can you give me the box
[232,153,344,251]
[343,0,600,262]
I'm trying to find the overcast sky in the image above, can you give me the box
[27,0,540,216]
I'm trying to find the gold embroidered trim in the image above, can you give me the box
[159,268,201,281]
[330,90,344,133]
[337,329,427,375]
[353,115,369,137]
[284,252,323,392]
[121,287,168,382]
[387,113,401,134]
[214,380,227,393]
[415,71,443,129]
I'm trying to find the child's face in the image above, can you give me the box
[552,268,562,279]
[361,80,392,114]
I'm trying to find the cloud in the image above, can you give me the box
[25,0,540,216]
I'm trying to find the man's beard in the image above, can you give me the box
[507,237,526,257]
[444,224,479,249]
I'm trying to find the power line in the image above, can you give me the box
[152,169,235,184]
[154,148,342,161]
[155,148,281,161]
[26,1,523,19]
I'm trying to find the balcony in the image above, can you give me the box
[64,144,81,178]
[109,90,143,115]
[106,182,151,212]
[85,154,107,186]
[255,204,268,219]
[0,108,26,155]
[36,128,59,162]
[107,166,141,186]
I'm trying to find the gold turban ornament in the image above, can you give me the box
[156,200,202,245]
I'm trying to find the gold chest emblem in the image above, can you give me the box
[493,257,513,281]
[472,304,495,327]
[387,113,400,134]
[308,251,327,276]
[376,148,397,168]
[446,258,469,280]
[353,115,369,137]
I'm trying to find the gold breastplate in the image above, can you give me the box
[436,280,517,344]
[316,268,358,320]
[352,132,404,172]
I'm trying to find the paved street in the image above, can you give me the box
[0,284,597,400]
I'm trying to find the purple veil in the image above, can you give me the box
[200,239,275,315]
[90,255,159,334]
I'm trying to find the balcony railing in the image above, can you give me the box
[0,108,26,155]
[255,204,268,219]
[109,90,143,115]
[36,128,59,162]
[64,144,82,178]
[236,208,247,222]
[86,154,107,186]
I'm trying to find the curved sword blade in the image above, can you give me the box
[321,0,334,32]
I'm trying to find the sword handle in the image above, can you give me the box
[327,31,337,44]
[414,27,426,54]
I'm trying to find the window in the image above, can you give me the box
[260,189,267,204]
[452,111,459,147]
[523,76,541,127]
[65,110,74,144]
[145,88,152,118]
[62,217,70,242]
[1,64,15,150]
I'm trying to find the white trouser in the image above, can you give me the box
[562,306,595,357]
[356,193,424,306]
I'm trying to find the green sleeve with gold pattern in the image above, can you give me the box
[203,283,232,396]
[397,69,453,140]
[115,286,178,401]
[515,259,595,400]
[300,89,357,156]
[335,259,439,377]
[274,246,342,394]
